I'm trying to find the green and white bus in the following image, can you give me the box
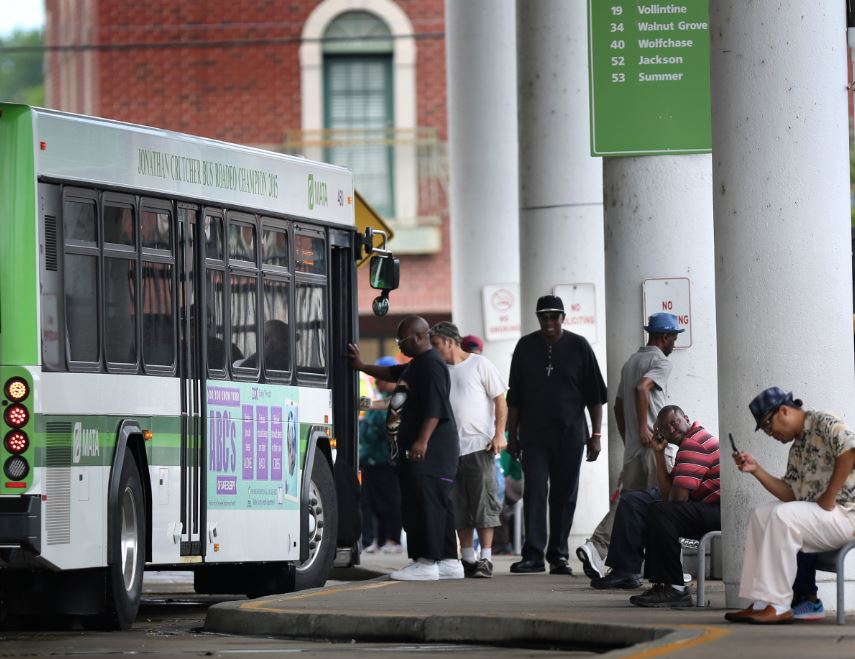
[0,104,399,629]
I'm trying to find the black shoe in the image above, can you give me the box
[471,558,493,578]
[549,560,573,575]
[510,559,545,574]
[630,583,693,608]
[462,560,478,578]
[590,570,642,590]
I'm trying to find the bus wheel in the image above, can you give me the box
[87,451,146,630]
[295,452,337,590]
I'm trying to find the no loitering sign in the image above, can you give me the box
[642,277,692,348]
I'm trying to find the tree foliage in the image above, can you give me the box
[0,29,44,106]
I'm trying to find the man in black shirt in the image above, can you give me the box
[507,295,607,575]
[347,316,462,581]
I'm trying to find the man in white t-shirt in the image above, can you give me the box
[430,321,508,578]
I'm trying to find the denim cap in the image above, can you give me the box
[375,355,398,367]
[536,294,564,314]
[643,312,685,334]
[429,321,462,343]
[749,386,794,431]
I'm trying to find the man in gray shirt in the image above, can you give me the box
[576,313,682,580]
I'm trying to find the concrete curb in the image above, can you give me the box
[205,600,691,654]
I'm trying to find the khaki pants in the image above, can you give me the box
[739,500,855,606]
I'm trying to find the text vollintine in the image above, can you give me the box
[137,148,279,199]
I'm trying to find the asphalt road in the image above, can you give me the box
[0,572,591,658]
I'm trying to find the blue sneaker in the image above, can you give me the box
[791,598,824,621]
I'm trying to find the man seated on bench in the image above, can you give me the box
[725,386,855,625]
[590,405,721,607]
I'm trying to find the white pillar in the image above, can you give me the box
[710,1,855,608]
[517,0,608,547]
[603,155,718,490]
[446,0,519,379]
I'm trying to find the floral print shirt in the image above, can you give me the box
[783,410,855,510]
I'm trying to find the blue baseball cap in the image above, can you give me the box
[749,386,799,431]
[375,356,398,367]
[643,312,685,334]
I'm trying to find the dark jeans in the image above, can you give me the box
[605,487,722,585]
[362,463,402,546]
[606,488,661,574]
[520,440,585,564]
[644,500,721,585]
[397,462,457,562]
[793,552,819,599]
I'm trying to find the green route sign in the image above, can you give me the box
[588,0,711,157]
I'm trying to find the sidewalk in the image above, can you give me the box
[205,551,855,657]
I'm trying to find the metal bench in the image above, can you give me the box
[694,530,721,609]
[695,532,855,624]
[813,539,855,625]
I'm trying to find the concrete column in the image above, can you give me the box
[517,0,608,547]
[710,2,854,608]
[603,155,718,491]
[446,0,519,379]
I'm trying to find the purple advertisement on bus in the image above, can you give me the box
[206,382,302,510]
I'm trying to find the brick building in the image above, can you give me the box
[45,0,451,359]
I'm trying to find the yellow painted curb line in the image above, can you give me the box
[621,624,731,659]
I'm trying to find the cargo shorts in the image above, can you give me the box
[452,449,502,530]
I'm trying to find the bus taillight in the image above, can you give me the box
[4,377,29,402]
[4,404,28,428]
[4,430,28,454]
[4,455,29,481]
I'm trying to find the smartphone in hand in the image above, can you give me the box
[728,432,739,454]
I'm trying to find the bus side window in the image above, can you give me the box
[263,280,290,374]
[295,281,326,376]
[63,194,100,367]
[261,224,290,378]
[141,205,176,372]
[103,199,138,370]
[228,216,259,377]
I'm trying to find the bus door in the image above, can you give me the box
[177,204,205,556]
[328,229,360,553]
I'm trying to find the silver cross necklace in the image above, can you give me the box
[546,344,554,377]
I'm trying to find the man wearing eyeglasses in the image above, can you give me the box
[506,294,607,576]
[347,316,462,581]
[725,387,855,624]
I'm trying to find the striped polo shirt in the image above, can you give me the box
[671,422,720,504]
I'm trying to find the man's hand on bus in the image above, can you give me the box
[346,343,366,370]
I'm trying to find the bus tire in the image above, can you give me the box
[295,451,337,590]
[88,451,146,630]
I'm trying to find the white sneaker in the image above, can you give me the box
[381,542,403,554]
[438,558,465,579]
[363,541,380,554]
[576,541,606,579]
[390,560,439,581]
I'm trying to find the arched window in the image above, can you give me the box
[323,11,394,217]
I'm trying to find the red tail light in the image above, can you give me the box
[4,404,28,428]
[4,430,28,454]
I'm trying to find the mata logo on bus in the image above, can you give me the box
[72,422,100,464]
[307,174,328,210]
